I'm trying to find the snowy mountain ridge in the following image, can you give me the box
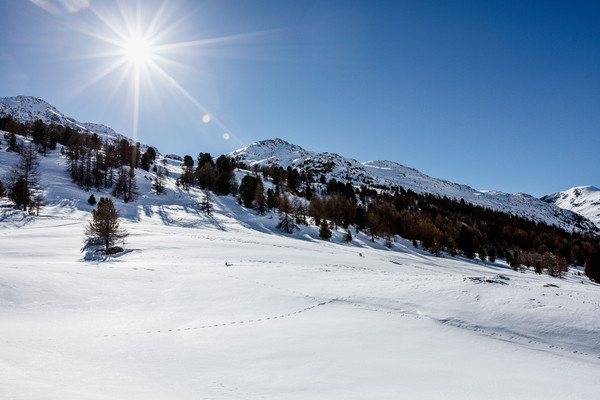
[0,95,125,143]
[542,186,600,228]
[1,96,597,233]
[230,139,598,233]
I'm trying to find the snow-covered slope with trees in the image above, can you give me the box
[543,186,600,228]
[1,96,596,234]
[230,139,597,233]
[0,95,124,142]
[1,134,600,399]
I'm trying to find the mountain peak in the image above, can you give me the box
[0,95,125,143]
[246,138,307,153]
[542,186,600,228]
[229,138,310,167]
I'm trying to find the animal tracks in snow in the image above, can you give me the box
[100,299,337,339]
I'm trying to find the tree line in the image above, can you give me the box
[1,116,599,282]
[226,160,600,282]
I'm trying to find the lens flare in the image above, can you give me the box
[30,0,89,14]
[73,0,273,146]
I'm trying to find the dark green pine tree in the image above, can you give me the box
[8,133,17,151]
[85,197,128,253]
[458,225,475,259]
[239,175,257,208]
[319,220,332,241]
[9,177,29,210]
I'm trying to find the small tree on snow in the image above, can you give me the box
[7,143,41,210]
[277,194,296,234]
[343,228,353,243]
[29,193,44,216]
[200,192,213,215]
[85,197,128,253]
[153,166,166,194]
[319,220,332,241]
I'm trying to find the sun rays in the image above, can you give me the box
[72,0,264,145]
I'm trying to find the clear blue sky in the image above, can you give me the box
[1,0,599,197]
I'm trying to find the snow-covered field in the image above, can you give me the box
[2,143,600,399]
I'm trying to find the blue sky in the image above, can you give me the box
[1,0,598,197]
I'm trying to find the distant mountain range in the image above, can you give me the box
[229,139,598,233]
[1,95,599,233]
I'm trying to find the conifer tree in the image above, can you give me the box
[196,163,216,190]
[308,194,324,226]
[153,167,166,194]
[277,194,295,233]
[112,166,127,198]
[8,133,17,151]
[319,220,332,241]
[266,188,278,210]
[126,166,137,202]
[292,197,308,225]
[343,228,353,243]
[366,210,380,243]
[200,192,213,215]
[85,197,128,253]
[7,143,42,210]
[488,247,496,263]
[30,193,44,216]
[8,177,29,210]
[254,178,266,215]
[584,250,600,283]
[459,225,475,259]
[239,175,257,207]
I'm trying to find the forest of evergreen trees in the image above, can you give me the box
[1,115,599,282]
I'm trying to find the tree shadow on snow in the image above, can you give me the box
[80,243,135,262]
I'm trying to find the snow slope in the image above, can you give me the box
[230,139,598,233]
[543,186,600,229]
[0,95,125,143]
[1,135,600,399]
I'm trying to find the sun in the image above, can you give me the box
[75,1,271,145]
[121,35,155,67]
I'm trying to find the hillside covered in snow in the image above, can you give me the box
[1,131,600,399]
[543,186,600,229]
[230,138,597,233]
[0,95,124,143]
